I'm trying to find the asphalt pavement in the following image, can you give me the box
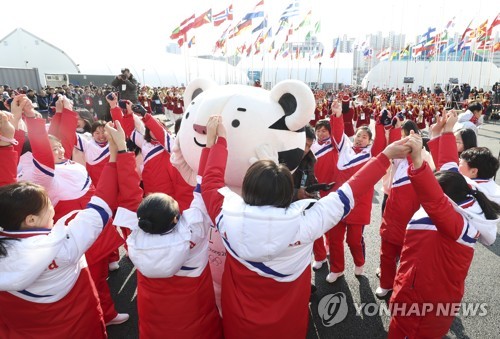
[107,120,500,339]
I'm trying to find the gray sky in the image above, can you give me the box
[0,0,498,67]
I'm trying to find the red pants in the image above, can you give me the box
[388,312,454,339]
[327,222,365,272]
[313,236,327,261]
[380,239,403,290]
[88,259,118,323]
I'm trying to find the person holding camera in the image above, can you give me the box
[111,68,138,103]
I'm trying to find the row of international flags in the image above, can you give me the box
[365,14,500,62]
[169,1,499,62]
[168,0,340,60]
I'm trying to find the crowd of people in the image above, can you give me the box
[0,74,499,339]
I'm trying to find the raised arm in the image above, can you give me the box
[330,100,344,145]
[201,116,227,223]
[407,132,465,240]
[143,113,174,153]
[0,112,18,186]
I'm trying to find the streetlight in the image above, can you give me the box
[24,60,29,68]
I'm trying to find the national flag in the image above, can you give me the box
[177,37,185,47]
[180,14,197,36]
[243,0,265,20]
[489,13,500,30]
[295,46,300,59]
[280,1,300,21]
[470,19,488,40]
[419,27,436,43]
[268,40,275,53]
[363,48,373,58]
[295,10,311,31]
[399,45,410,58]
[461,20,473,42]
[192,9,212,29]
[170,14,195,39]
[376,47,391,60]
[276,20,288,35]
[445,16,455,30]
[261,27,272,42]
[314,21,321,34]
[330,37,339,58]
[229,19,253,38]
[390,51,399,61]
[246,45,253,57]
[282,49,290,58]
[314,49,323,59]
[252,17,267,33]
[188,36,196,48]
[213,5,233,27]
[493,41,500,52]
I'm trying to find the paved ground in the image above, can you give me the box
[107,121,500,339]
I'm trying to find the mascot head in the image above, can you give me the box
[171,78,315,193]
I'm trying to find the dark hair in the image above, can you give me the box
[242,160,294,208]
[355,125,373,140]
[0,182,49,257]
[460,147,499,179]
[401,120,420,136]
[435,171,500,220]
[341,101,350,114]
[468,101,483,113]
[144,127,153,143]
[174,118,182,135]
[91,120,107,134]
[455,128,477,153]
[305,124,316,140]
[137,193,179,234]
[315,119,331,134]
[76,109,94,133]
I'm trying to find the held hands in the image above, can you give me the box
[442,110,458,134]
[331,99,342,118]
[206,115,226,148]
[0,111,16,146]
[406,130,423,169]
[382,137,412,160]
[104,121,127,153]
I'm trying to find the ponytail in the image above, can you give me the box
[469,189,500,220]
[0,239,19,258]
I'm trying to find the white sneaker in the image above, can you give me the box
[312,259,327,270]
[326,272,344,283]
[108,261,120,272]
[375,287,392,298]
[106,313,129,326]
[375,267,381,279]
[354,265,364,276]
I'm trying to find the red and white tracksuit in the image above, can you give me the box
[388,160,498,338]
[201,137,391,339]
[112,151,222,339]
[0,159,120,338]
[310,131,338,262]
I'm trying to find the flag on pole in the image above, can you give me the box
[243,0,265,20]
[170,14,195,39]
[192,9,212,29]
[252,17,268,33]
[188,36,196,48]
[330,37,339,58]
[213,5,233,27]
[280,1,300,21]
[489,13,500,30]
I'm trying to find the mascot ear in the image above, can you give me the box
[269,80,315,132]
[183,78,217,106]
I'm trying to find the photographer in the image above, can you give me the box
[111,68,138,103]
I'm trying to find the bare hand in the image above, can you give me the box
[430,114,446,138]
[331,99,342,117]
[125,100,133,115]
[55,95,64,113]
[11,95,28,120]
[382,137,412,159]
[216,116,226,139]
[297,187,314,200]
[62,96,73,111]
[206,115,219,148]
[0,111,16,143]
[406,130,423,168]
[104,121,126,151]
[443,110,458,134]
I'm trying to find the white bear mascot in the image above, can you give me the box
[171,78,315,311]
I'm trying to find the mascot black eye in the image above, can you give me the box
[185,112,190,119]
[231,119,240,128]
